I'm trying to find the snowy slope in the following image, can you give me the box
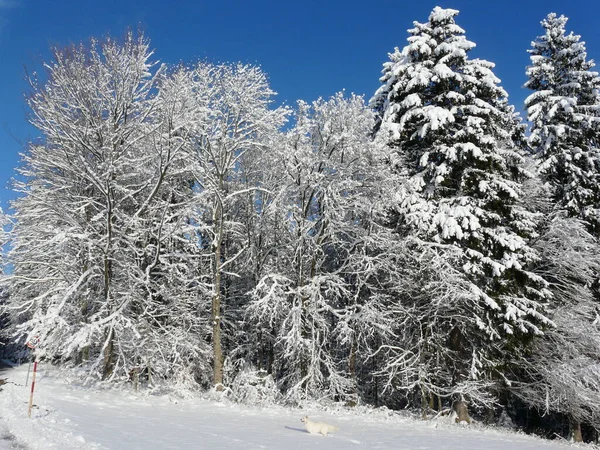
[0,363,579,450]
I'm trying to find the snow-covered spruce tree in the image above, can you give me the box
[371,7,552,421]
[506,169,600,441]
[8,33,210,385]
[245,93,386,404]
[523,15,600,440]
[525,13,600,235]
[181,62,288,390]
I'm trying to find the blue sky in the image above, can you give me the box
[0,0,599,210]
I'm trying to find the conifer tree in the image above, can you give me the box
[525,13,600,234]
[523,15,600,440]
[371,6,551,419]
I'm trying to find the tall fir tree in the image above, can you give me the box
[525,13,600,234]
[371,6,551,419]
[523,14,600,440]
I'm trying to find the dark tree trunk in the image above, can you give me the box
[102,328,115,380]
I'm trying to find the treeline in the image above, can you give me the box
[1,6,600,443]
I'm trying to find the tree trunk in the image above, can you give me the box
[297,225,308,387]
[372,340,379,407]
[102,183,114,380]
[299,291,309,385]
[348,330,358,404]
[267,340,274,375]
[454,396,471,424]
[571,419,583,443]
[428,392,435,411]
[77,346,90,365]
[421,389,429,419]
[101,328,115,380]
[485,407,495,425]
[211,288,223,389]
[257,331,264,372]
[211,245,224,389]
[348,295,358,405]
[448,326,471,424]
[211,181,224,390]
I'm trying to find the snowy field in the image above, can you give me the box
[0,362,583,450]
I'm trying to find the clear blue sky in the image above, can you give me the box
[0,0,599,210]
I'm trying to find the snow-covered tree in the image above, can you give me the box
[8,33,210,385]
[0,208,9,353]
[371,6,552,419]
[506,172,600,441]
[0,208,7,281]
[525,13,600,234]
[522,16,600,440]
[529,217,600,440]
[181,62,289,390]
[245,93,385,403]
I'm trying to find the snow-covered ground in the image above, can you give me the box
[0,362,583,450]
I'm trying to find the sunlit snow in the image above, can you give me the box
[0,364,575,450]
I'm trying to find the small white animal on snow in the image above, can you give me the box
[301,416,339,436]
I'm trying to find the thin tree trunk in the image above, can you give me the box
[296,220,308,385]
[373,336,379,407]
[267,339,274,375]
[212,226,224,388]
[102,189,114,380]
[348,328,358,404]
[257,330,264,372]
[346,314,358,406]
[211,177,225,390]
[299,291,308,384]
[102,327,115,380]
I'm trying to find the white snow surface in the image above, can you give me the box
[0,363,580,450]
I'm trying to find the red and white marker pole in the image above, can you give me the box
[27,359,38,419]
[26,337,40,419]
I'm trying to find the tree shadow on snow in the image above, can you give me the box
[285,426,308,434]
